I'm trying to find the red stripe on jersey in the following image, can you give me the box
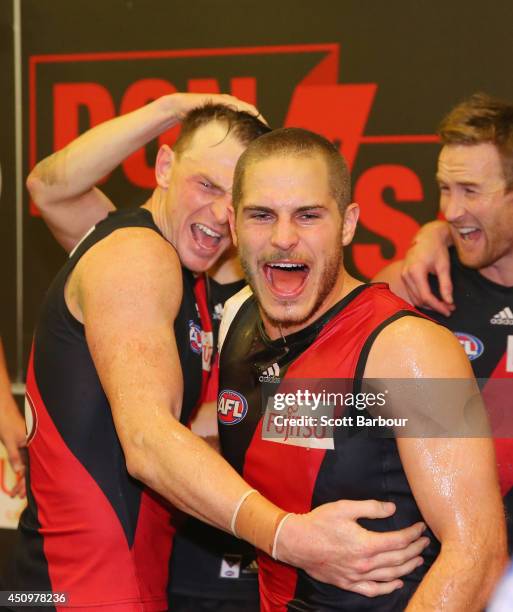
[26,350,170,610]
[193,275,214,408]
[205,355,220,402]
[245,419,326,609]
[132,489,175,605]
[484,353,513,496]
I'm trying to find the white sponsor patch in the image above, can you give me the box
[262,397,335,450]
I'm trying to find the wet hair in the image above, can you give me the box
[173,103,271,156]
[438,92,513,191]
[232,127,351,214]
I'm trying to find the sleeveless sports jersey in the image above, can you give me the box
[6,208,208,611]
[218,284,439,611]
[422,247,513,549]
[169,276,260,608]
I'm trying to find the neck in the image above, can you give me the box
[142,189,176,246]
[262,271,362,340]
[479,254,513,287]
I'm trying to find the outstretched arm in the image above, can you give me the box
[27,93,261,253]
[70,227,427,597]
[366,318,507,610]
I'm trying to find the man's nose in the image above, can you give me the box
[210,197,230,226]
[270,218,299,251]
[440,190,465,222]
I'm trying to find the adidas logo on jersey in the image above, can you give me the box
[259,362,280,383]
[491,307,513,325]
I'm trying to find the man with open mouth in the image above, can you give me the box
[377,93,513,557]
[217,126,506,610]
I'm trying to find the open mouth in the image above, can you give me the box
[263,261,310,297]
[456,227,481,242]
[191,223,223,251]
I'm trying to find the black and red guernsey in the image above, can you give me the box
[218,284,440,611]
[168,276,260,607]
[422,247,513,549]
[6,208,209,611]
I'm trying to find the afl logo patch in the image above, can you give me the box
[455,332,484,361]
[188,320,202,355]
[218,390,248,425]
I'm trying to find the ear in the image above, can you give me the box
[155,145,175,189]
[227,204,238,247]
[342,203,360,246]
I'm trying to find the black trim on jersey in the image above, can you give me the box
[71,208,164,261]
[354,310,427,387]
[222,283,372,360]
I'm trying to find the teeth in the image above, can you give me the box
[195,223,221,238]
[268,263,306,269]
[458,227,478,235]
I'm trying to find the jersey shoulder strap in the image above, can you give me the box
[218,284,253,353]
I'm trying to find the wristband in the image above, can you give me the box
[234,491,289,556]
[271,512,293,560]
[231,489,257,537]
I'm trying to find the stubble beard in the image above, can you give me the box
[239,237,344,331]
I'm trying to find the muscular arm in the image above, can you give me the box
[365,318,507,610]
[71,228,253,529]
[27,93,261,253]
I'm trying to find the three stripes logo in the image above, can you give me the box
[259,362,280,383]
[491,307,513,325]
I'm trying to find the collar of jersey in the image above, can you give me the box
[256,283,372,350]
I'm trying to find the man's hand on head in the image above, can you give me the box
[170,93,267,124]
[276,499,428,597]
[400,220,454,316]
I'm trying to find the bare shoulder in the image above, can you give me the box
[79,226,181,281]
[71,226,183,322]
[365,315,472,379]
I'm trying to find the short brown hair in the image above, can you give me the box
[438,93,513,191]
[232,127,351,214]
[173,103,270,156]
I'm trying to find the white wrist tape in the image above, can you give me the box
[272,512,293,560]
[230,489,258,537]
